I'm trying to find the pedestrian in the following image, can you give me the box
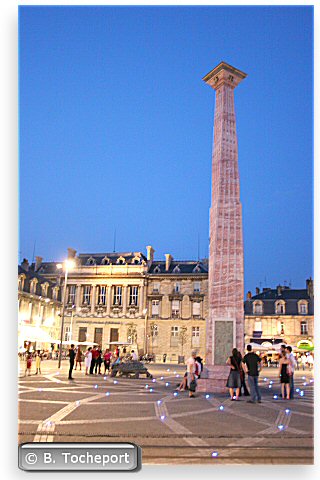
[237,350,250,396]
[186,350,198,398]
[279,351,291,400]
[195,355,203,378]
[307,353,314,371]
[301,353,307,371]
[226,348,242,401]
[25,352,32,376]
[35,350,42,375]
[285,346,297,399]
[75,347,82,370]
[95,346,102,374]
[242,344,262,404]
[90,346,98,374]
[103,349,112,373]
[84,347,92,375]
[115,345,120,358]
[68,344,76,380]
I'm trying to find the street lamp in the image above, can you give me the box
[57,259,75,368]
[143,308,148,355]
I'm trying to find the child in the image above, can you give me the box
[25,353,32,376]
[35,350,42,374]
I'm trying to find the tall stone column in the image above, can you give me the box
[199,61,246,392]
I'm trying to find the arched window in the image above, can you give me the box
[116,256,126,265]
[18,274,26,291]
[101,256,110,265]
[30,278,38,295]
[86,256,96,266]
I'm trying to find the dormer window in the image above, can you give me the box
[172,265,181,273]
[116,256,126,265]
[41,282,49,297]
[101,256,110,265]
[131,256,141,265]
[275,300,286,314]
[298,300,308,315]
[18,274,26,291]
[154,265,161,273]
[30,278,38,295]
[193,264,201,273]
[86,256,96,266]
[253,301,263,314]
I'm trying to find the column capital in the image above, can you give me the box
[203,61,247,90]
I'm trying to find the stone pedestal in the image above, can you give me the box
[202,62,247,392]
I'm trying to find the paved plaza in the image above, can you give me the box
[18,361,314,464]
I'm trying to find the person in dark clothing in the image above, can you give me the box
[68,344,76,380]
[95,347,103,374]
[90,346,98,375]
[226,348,242,400]
[279,352,290,399]
[242,345,262,404]
[237,351,250,397]
[195,356,203,378]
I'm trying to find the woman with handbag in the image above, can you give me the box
[226,348,242,401]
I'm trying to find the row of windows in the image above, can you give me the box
[66,325,201,347]
[67,285,140,307]
[253,320,309,336]
[253,300,309,315]
[151,299,201,318]
[152,281,201,294]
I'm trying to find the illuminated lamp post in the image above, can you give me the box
[57,259,75,368]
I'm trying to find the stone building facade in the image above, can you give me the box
[244,280,314,350]
[21,247,313,360]
[18,259,62,350]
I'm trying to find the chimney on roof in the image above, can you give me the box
[165,254,173,272]
[21,258,29,272]
[67,248,77,259]
[246,291,252,300]
[255,287,260,295]
[146,246,155,263]
[35,256,43,272]
[277,285,283,295]
[306,277,313,298]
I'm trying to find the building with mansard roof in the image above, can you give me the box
[244,280,314,350]
[19,246,313,361]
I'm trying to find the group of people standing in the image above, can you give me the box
[67,345,138,380]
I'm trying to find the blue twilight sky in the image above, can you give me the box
[19,6,313,293]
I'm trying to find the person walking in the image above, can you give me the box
[286,346,297,399]
[35,350,42,375]
[242,345,262,404]
[131,350,138,361]
[84,347,92,375]
[279,351,291,400]
[307,353,314,371]
[68,344,76,380]
[186,350,198,398]
[75,347,82,371]
[226,348,242,401]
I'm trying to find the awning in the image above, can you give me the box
[18,325,56,343]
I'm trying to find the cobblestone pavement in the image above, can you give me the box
[18,361,314,464]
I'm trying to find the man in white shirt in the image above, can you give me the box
[186,350,197,398]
